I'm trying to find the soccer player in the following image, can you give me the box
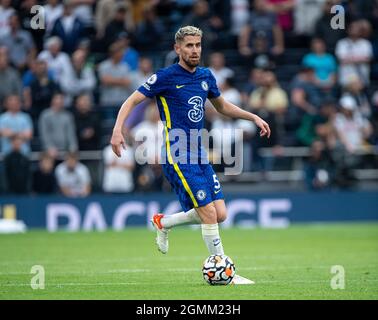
[111,26,270,284]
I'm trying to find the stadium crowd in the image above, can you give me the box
[0,0,377,196]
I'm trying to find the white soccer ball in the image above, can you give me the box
[202,254,236,285]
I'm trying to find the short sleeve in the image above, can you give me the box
[207,70,221,99]
[137,70,168,98]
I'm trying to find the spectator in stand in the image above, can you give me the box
[249,70,288,114]
[32,152,56,194]
[183,0,217,50]
[304,139,334,191]
[291,66,322,117]
[98,41,133,120]
[340,76,372,119]
[130,103,167,191]
[294,0,326,36]
[71,0,95,30]
[55,151,91,197]
[100,3,131,50]
[332,96,373,188]
[0,13,36,72]
[130,56,153,89]
[136,163,165,192]
[23,58,58,124]
[49,0,85,54]
[73,93,100,151]
[229,0,250,43]
[95,0,134,40]
[238,0,284,59]
[246,103,280,172]
[0,0,15,38]
[221,77,242,106]
[39,92,78,159]
[335,20,373,87]
[241,68,265,107]
[248,34,277,70]
[123,57,154,130]
[38,36,73,84]
[296,100,337,147]
[117,32,140,71]
[3,135,31,194]
[0,46,21,110]
[0,95,33,156]
[208,52,234,89]
[102,138,135,193]
[210,77,256,171]
[131,103,161,165]
[302,37,337,94]
[43,0,64,34]
[134,5,164,52]
[247,70,288,167]
[266,0,295,32]
[314,0,345,51]
[344,0,377,21]
[22,57,55,88]
[334,95,372,155]
[206,0,232,49]
[60,49,96,105]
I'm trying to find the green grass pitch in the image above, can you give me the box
[0,223,377,300]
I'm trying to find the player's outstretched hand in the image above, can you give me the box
[110,130,126,157]
[254,115,271,139]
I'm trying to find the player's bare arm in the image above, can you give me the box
[210,95,271,138]
[110,90,147,157]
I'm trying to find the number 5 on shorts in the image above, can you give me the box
[213,174,221,191]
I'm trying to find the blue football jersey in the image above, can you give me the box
[137,63,221,163]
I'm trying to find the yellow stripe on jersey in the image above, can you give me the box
[160,96,198,208]
[159,96,171,129]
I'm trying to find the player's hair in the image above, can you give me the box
[175,26,203,43]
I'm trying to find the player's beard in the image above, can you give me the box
[182,55,200,68]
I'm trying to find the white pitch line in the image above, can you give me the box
[1,264,377,276]
[1,279,378,288]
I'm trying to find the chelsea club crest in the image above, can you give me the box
[201,81,208,91]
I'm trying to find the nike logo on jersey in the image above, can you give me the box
[176,85,185,89]
[214,189,221,194]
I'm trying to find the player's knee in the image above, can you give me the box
[214,200,227,223]
[217,208,227,223]
[197,203,218,224]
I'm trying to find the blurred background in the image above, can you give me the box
[0,0,377,230]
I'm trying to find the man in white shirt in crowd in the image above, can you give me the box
[208,52,234,89]
[38,36,73,83]
[55,151,91,197]
[335,20,373,87]
[102,137,135,193]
